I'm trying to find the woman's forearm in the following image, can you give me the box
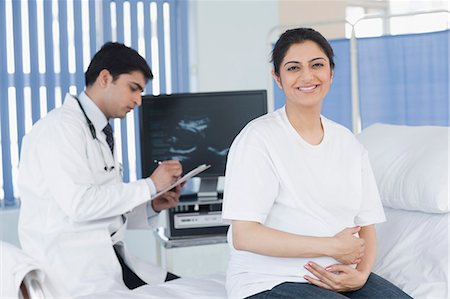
[356,225,377,275]
[232,220,363,262]
[232,220,333,257]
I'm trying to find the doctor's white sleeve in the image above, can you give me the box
[38,118,152,222]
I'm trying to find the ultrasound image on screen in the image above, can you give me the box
[140,91,267,178]
[149,112,230,172]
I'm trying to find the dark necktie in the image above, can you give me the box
[103,123,114,155]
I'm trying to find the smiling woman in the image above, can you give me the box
[221,28,412,299]
[271,29,335,146]
[273,40,333,145]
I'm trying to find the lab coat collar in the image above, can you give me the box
[77,91,109,135]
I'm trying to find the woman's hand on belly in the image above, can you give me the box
[303,262,369,292]
[328,227,365,265]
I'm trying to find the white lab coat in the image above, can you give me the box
[18,94,166,297]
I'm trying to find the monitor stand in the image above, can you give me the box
[197,177,218,200]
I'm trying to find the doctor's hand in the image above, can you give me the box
[151,185,181,212]
[304,262,369,292]
[330,227,365,265]
[150,160,183,192]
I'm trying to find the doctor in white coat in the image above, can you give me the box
[18,42,183,297]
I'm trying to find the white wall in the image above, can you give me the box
[189,0,279,93]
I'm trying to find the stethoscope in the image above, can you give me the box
[74,96,116,172]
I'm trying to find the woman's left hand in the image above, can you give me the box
[303,262,369,292]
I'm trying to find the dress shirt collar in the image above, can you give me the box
[78,91,109,135]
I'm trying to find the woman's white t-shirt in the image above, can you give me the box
[222,107,386,298]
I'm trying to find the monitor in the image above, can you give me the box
[139,90,268,182]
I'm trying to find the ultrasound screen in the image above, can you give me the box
[139,90,267,178]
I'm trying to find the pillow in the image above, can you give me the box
[357,123,449,213]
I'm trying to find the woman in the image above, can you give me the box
[222,28,411,299]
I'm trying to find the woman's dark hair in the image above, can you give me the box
[271,28,335,75]
[85,42,153,86]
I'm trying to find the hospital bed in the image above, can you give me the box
[78,274,227,299]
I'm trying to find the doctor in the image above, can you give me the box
[18,42,183,297]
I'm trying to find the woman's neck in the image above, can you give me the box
[285,104,324,145]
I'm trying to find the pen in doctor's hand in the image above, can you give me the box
[150,160,183,192]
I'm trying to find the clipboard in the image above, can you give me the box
[151,164,211,199]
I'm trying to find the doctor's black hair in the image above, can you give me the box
[271,27,335,76]
[85,42,153,86]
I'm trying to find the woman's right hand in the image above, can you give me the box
[330,227,365,265]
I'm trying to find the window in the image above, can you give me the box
[0,0,189,206]
[346,0,448,37]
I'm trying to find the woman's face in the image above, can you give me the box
[273,40,333,110]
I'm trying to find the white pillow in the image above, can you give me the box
[357,123,449,213]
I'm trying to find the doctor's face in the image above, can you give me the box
[103,71,146,119]
[273,40,333,111]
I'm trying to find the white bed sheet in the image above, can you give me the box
[78,273,227,299]
[374,207,449,299]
